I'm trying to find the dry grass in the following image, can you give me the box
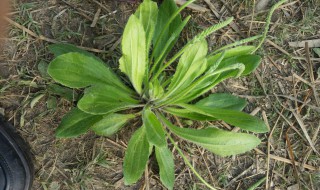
[0,0,319,189]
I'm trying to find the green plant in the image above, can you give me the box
[47,0,286,189]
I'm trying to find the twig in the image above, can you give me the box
[254,148,318,171]
[204,0,246,38]
[290,110,319,155]
[91,0,110,13]
[196,146,218,186]
[168,135,218,190]
[144,166,150,190]
[5,17,108,53]
[225,164,254,187]
[61,0,93,21]
[266,107,284,189]
[266,39,292,57]
[285,126,301,188]
[305,42,320,106]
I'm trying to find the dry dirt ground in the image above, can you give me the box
[0,0,319,189]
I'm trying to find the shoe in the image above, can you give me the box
[0,115,34,190]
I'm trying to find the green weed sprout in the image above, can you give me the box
[47,0,287,189]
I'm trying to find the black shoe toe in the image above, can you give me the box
[0,115,33,190]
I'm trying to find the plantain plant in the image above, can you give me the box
[47,0,286,189]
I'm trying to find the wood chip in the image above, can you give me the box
[90,8,101,28]
[255,0,272,11]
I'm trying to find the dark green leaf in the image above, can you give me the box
[143,107,167,147]
[160,115,261,156]
[37,60,50,78]
[47,84,78,102]
[207,46,255,67]
[314,48,320,57]
[48,52,130,92]
[91,113,135,136]
[49,43,102,62]
[152,16,191,72]
[56,108,103,138]
[175,54,261,103]
[153,0,182,60]
[123,126,150,185]
[165,107,216,121]
[47,96,57,110]
[77,85,139,115]
[155,146,175,190]
[179,104,269,133]
[163,39,208,102]
[196,93,247,111]
[217,55,261,76]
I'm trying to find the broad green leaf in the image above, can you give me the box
[49,43,102,63]
[179,104,269,133]
[167,52,226,104]
[165,107,217,121]
[314,48,320,57]
[120,15,147,94]
[77,85,140,115]
[48,52,130,93]
[161,117,261,156]
[191,55,261,98]
[135,0,158,51]
[217,55,261,76]
[153,0,182,60]
[207,46,256,67]
[155,146,175,190]
[176,54,261,103]
[164,39,208,101]
[152,16,191,74]
[47,84,78,102]
[196,93,247,111]
[142,107,167,147]
[165,94,246,121]
[174,74,220,104]
[56,108,103,138]
[123,126,150,185]
[91,113,135,136]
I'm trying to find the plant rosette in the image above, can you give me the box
[47,0,287,189]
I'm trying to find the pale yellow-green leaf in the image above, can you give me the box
[120,15,147,94]
[134,0,158,50]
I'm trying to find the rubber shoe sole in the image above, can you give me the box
[0,115,34,190]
